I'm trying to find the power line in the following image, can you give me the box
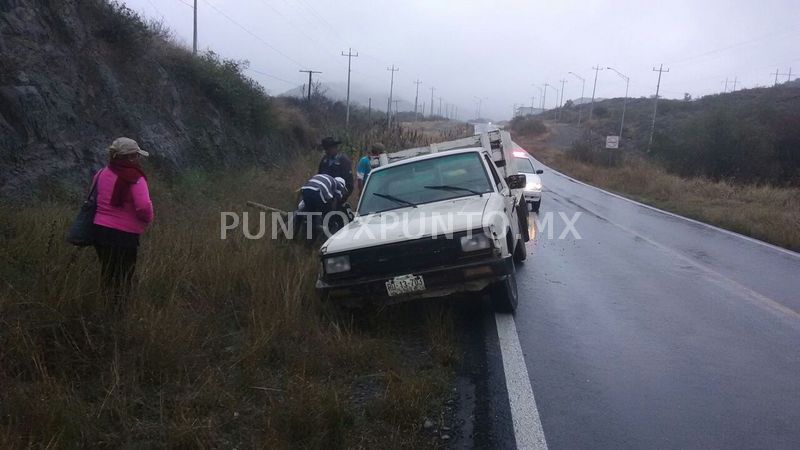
[245,67,296,86]
[200,0,306,68]
[667,27,800,67]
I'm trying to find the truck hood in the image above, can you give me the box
[321,195,491,254]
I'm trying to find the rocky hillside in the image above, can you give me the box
[0,0,311,200]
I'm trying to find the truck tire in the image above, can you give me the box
[513,237,527,263]
[532,200,541,213]
[491,261,518,313]
[518,199,530,242]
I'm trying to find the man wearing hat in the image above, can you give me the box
[317,137,353,201]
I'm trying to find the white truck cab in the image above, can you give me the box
[316,132,530,312]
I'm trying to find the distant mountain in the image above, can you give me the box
[279,82,416,113]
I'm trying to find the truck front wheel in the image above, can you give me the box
[491,262,518,313]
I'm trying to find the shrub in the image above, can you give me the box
[510,116,547,136]
[86,0,153,54]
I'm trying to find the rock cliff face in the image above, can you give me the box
[0,0,305,199]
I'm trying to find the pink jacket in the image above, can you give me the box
[93,168,154,234]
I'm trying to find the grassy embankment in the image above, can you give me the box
[512,119,800,251]
[0,144,460,448]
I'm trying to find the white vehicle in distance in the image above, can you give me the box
[316,134,529,313]
[513,150,544,213]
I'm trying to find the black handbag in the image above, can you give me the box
[66,169,103,247]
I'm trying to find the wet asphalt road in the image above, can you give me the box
[512,157,800,448]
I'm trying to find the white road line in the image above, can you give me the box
[495,313,548,450]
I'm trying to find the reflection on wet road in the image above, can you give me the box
[512,155,800,449]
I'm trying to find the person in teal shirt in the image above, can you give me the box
[356,142,385,193]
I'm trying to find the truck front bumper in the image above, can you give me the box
[316,256,514,307]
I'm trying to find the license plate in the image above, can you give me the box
[386,274,426,297]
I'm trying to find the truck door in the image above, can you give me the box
[483,153,520,253]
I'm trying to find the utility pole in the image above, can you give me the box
[772,68,780,86]
[542,83,549,112]
[367,97,372,122]
[533,86,543,110]
[723,77,729,93]
[438,97,443,116]
[607,67,629,143]
[648,64,669,152]
[393,99,400,116]
[192,0,197,54]
[413,79,422,120]
[341,48,358,129]
[429,87,436,118]
[589,65,603,121]
[771,68,792,86]
[558,78,567,120]
[298,69,322,105]
[473,96,486,119]
[732,77,737,91]
[386,65,399,127]
[422,101,426,117]
[568,72,586,125]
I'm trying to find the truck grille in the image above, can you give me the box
[328,233,488,280]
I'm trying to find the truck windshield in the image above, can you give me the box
[359,152,493,214]
[515,157,536,173]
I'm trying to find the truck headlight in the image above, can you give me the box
[324,255,351,274]
[525,180,542,191]
[460,233,491,252]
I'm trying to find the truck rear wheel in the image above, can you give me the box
[491,262,518,313]
[518,199,530,242]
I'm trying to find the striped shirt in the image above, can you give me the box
[300,174,343,204]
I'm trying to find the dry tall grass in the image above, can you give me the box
[0,152,456,447]
[518,135,800,251]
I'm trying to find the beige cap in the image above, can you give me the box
[109,137,149,158]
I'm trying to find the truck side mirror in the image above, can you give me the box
[505,174,526,189]
[536,169,544,174]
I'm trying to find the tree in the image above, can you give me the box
[684,93,692,102]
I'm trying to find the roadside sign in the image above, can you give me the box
[605,135,619,149]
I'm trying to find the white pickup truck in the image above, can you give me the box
[316,131,530,312]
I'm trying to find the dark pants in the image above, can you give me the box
[94,225,139,308]
[298,189,333,239]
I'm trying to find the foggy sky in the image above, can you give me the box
[123,0,799,120]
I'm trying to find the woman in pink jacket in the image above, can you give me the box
[93,137,154,299]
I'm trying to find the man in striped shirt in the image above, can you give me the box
[299,174,347,218]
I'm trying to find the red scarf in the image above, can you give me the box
[108,159,147,207]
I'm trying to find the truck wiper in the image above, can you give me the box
[372,192,417,208]
[424,185,484,195]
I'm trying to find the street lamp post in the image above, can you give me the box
[606,67,630,143]
[568,71,586,125]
